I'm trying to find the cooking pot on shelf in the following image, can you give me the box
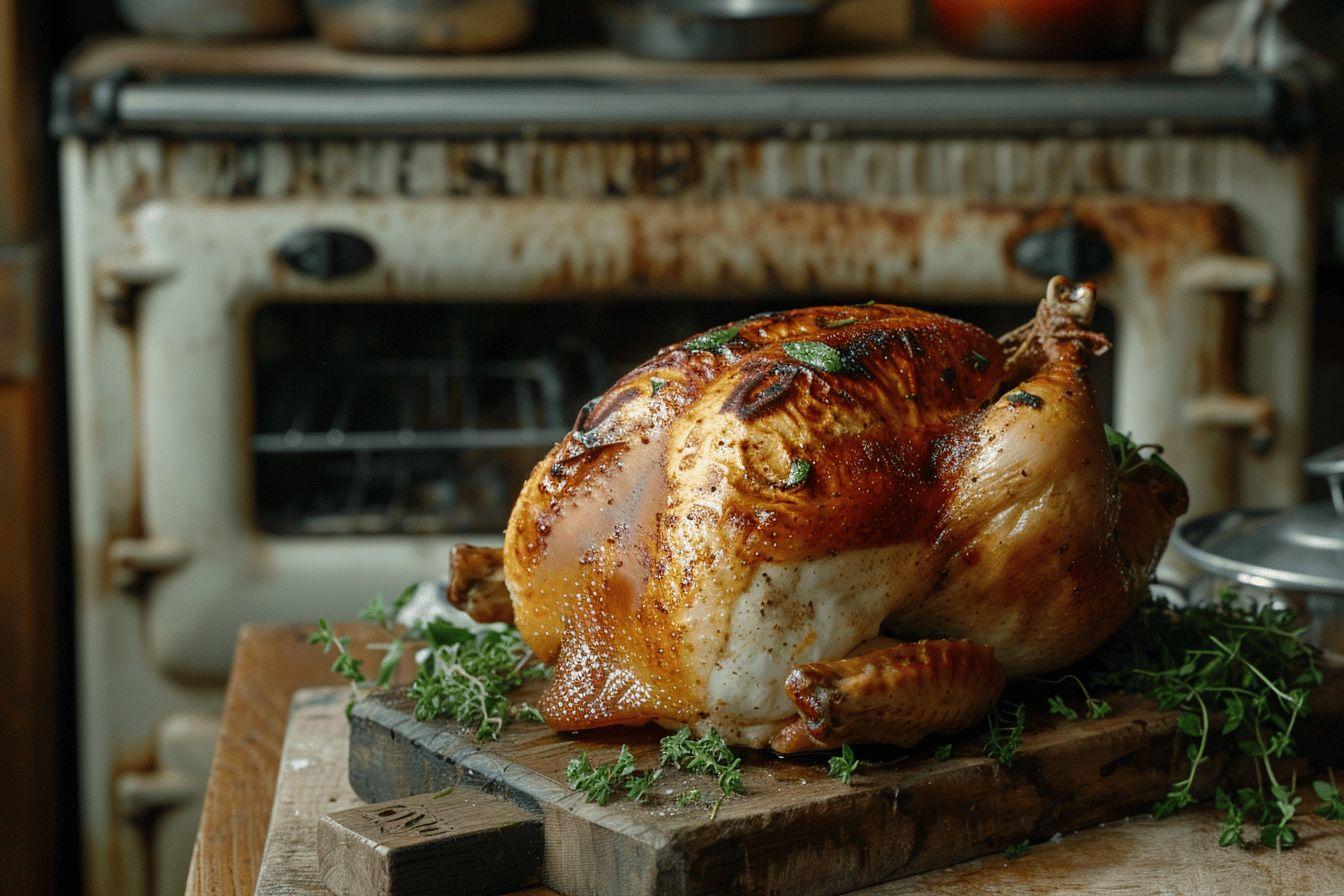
[305,0,537,54]
[599,0,849,61]
[928,0,1151,60]
[1173,444,1344,654]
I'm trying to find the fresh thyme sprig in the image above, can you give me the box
[308,619,367,716]
[828,744,859,785]
[984,702,1027,767]
[565,745,663,805]
[675,788,702,807]
[1036,673,1112,721]
[1313,773,1344,821]
[311,585,546,738]
[659,726,745,816]
[1088,588,1323,849]
[409,618,548,739]
[1104,425,1184,485]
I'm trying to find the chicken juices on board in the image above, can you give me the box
[500,277,1187,752]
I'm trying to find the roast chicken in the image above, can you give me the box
[486,277,1186,752]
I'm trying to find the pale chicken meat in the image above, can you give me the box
[498,277,1187,752]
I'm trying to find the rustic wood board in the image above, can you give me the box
[255,688,367,896]
[256,686,553,896]
[349,679,1344,896]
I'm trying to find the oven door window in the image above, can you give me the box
[250,300,1114,536]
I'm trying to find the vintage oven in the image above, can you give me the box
[54,41,1316,896]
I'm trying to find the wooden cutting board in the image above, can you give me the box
[345,677,1344,896]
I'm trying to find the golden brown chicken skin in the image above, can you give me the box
[503,278,1186,751]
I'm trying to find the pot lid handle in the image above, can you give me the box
[1303,444,1344,518]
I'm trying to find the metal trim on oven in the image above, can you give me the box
[51,71,1309,138]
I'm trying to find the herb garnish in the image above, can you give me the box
[409,617,548,739]
[675,788,702,807]
[783,459,812,488]
[782,341,843,373]
[309,619,367,716]
[1003,840,1031,860]
[821,316,856,329]
[684,326,741,353]
[650,377,669,396]
[1005,390,1044,409]
[828,744,859,785]
[933,743,953,761]
[984,702,1027,767]
[566,745,662,805]
[1104,425,1184,486]
[1037,674,1112,721]
[1089,588,1323,849]
[1313,774,1344,821]
[659,727,745,799]
[312,586,547,738]
[967,350,989,372]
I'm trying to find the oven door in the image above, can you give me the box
[99,196,1275,682]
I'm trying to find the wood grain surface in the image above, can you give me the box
[318,779,543,896]
[191,625,1344,896]
[185,624,418,896]
[348,678,1344,896]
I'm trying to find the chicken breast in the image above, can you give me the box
[502,277,1187,751]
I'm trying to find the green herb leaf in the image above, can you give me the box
[659,727,745,798]
[406,614,547,740]
[783,459,812,488]
[985,703,1026,767]
[782,341,843,373]
[1003,840,1031,860]
[1005,390,1044,409]
[1048,694,1079,721]
[827,744,859,785]
[821,316,856,329]
[1313,778,1344,820]
[967,350,989,372]
[516,703,545,723]
[675,788,701,807]
[1103,424,1186,487]
[650,377,669,396]
[626,769,662,803]
[684,326,741,353]
[933,743,953,762]
[376,637,403,688]
[1087,587,1322,848]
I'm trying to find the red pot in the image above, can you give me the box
[929,0,1151,60]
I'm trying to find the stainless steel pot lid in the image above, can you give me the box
[1172,445,1344,595]
[612,0,825,18]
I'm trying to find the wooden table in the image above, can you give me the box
[186,624,1344,896]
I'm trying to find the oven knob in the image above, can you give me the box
[277,228,377,280]
[1012,220,1113,281]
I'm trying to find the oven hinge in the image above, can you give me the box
[1176,253,1277,320]
[95,253,176,327]
[1184,392,1277,454]
[108,536,192,589]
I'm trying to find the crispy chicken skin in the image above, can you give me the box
[503,277,1187,751]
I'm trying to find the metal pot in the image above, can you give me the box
[116,0,304,40]
[1173,445,1344,653]
[305,0,537,54]
[929,0,1150,60]
[600,0,843,61]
